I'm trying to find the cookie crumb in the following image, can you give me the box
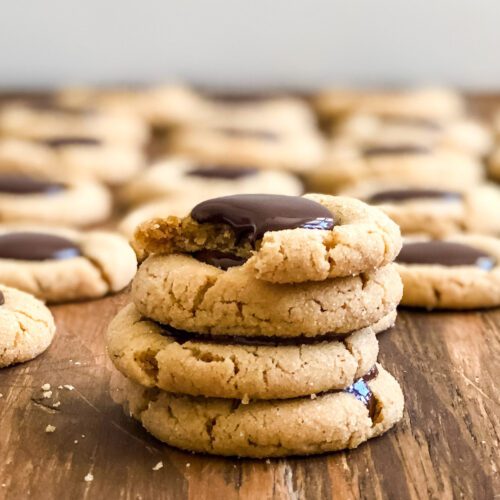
[152,461,163,471]
[186,463,191,468]
[41,383,51,391]
[81,434,86,438]
[84,473,94,482]
[63,385,75,391]
[0,394,3,398]
[42,391,52,399]
[310,394,317,400]
[265,459,271,465]
[58,385,63,389]
[74,440,78,444]
[45,425,56,433]
[241,395,250,405]
[52,401,61,408]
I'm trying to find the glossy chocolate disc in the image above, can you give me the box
[217,128,278,141]
[0,232,82,261]
[363,145,430,156]
[396,241,496,270]
[191,194,335,243]
[368,189,462,204]
[42,137,101,148]
[186,166,258,180]
[0,175,65,195]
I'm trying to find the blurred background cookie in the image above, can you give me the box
[0,284,56,367]
[0,173,111,227]
[0,226,137,302]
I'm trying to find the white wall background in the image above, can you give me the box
[0,0,499,90]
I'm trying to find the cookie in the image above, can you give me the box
[314,87,464,122]
[166,125,326,173]
[306,145,484,193]
[330,113,492,157]
[0,99,149,146]
[187,92,318,134]
[107,303,396,400]
[0,226,137,303]
[0,285,56,367]
[133,194,402,284]
[118,158,303,207]
[0,174,112,227]
[0,137,145,187]
[396,234,500,309]
[110,363,404,457]
[340,182,500,238]
[132,253,402,337]
[488,145,500,182]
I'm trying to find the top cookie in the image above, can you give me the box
[133,193,402,284]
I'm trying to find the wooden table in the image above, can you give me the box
[0,95,499,500]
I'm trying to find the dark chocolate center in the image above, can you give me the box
[382,116,441,130]
[0,290,4,306]
[186,166,258,180]
[193,250,246,270]
[343,365,379,418]
[157,319,379,417]
[0,232,82,261]
[26,99,93,115]
[363,145,431,156]
[396,241,496,270]
[191,194,335,243]
[368,189,462,204]
[208,92,274,103]
[159,323,353,347]
[0,175,66,195]
[41,137,101,148]
[217,128,278,141]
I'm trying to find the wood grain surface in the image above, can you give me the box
[0,95,499,500]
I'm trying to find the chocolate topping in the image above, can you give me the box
[0,232,82,261]
[217,128,278,141]
[208,92,274,103]
[368,189,462,204]
[383,116,442,130]
[26,99,93,115]
[396,241,497,270]
[160,323,353,347]
[363,145,430,156]
[0,290,4,306]
[186,166,258,180]
[42,137,101,148]
[191,194,335,243]
[0,175,66,195]
[344,365,379,418]
[193,250,246,270]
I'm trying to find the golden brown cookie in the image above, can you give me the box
[340,181,500,237]
[132,254,402,337]
[110,363,404,457]
[107,303,396,400]
[306,145,484,193]
[0,285,56,367]
[0,226,137,303]
[0,173,111,227]
[314,87,464,121]
[396,234,500,309]
[133,194,402,284]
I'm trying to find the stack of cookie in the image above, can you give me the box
[107,193,405,458]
